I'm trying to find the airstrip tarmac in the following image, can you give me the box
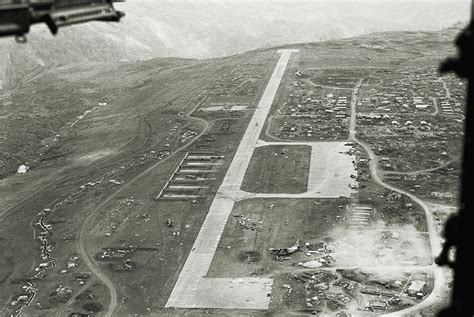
[166,49,360,310]
[166,49,300,309]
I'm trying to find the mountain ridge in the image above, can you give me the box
[0,25,463,178]
[0,1,469,88]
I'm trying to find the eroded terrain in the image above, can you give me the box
[0,27,463,316]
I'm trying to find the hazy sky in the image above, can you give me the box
[148,0,471,2]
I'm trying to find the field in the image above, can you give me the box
[309,68,368,88]
[241,145,311,194]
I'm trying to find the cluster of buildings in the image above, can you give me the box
[439,97,463,116]
[356,66,464,177]
[289,268,423,314]
[359,278,427,312]
[207,64,259,97]
[8,205,71,315]
[9,282,38,316]
[274,78,351,140]
[358,93,434,113]
[97,248,134,260]
[359,66,454,114]
[358,113,463,140]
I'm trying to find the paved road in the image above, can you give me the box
[348,79,446,316]
[166,49,298,310]
[349,79,363,138]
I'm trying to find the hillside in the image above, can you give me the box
[0,1,470,88]
[0,26,462,179]
[0,25,465,317]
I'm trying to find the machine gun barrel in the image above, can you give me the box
[0,0,124,39]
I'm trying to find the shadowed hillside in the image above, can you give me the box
[0,1,469,88]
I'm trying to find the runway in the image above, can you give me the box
[165,49,299,310]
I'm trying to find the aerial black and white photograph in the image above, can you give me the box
[1,0,473,316]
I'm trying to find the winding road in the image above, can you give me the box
[74,94,211,317]
[382,155,460,177]
[348,79,446,316]
[437,78,452,99]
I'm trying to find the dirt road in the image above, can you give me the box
[348,79,446,316]
[75,96,211,317]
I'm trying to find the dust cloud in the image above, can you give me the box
[328,221,432,267]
